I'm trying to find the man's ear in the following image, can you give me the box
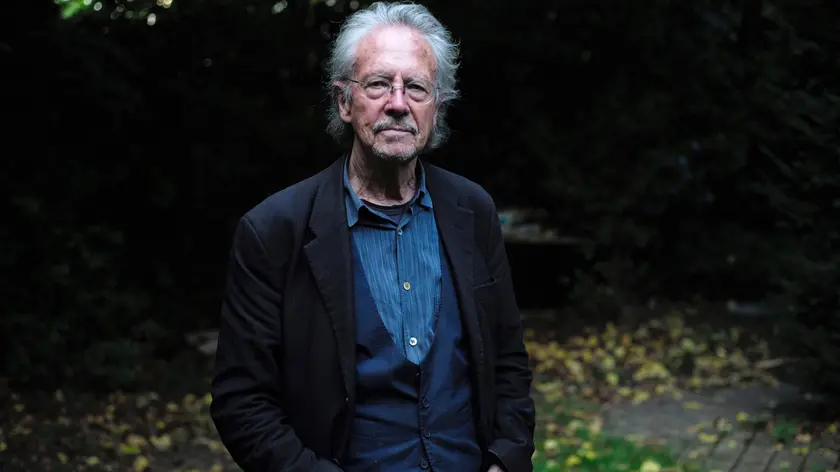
[333,81,352,123]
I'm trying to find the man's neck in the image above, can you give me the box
[348,146,418,206]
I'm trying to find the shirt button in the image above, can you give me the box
[397,228,403,235]
[420,460,429,469]
[421,399,429,408]
[403,281,411,291]
[424,430,431,438]
[408,337,418,346]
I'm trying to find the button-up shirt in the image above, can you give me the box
[343,158,441,365]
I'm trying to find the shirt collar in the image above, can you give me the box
[343,156,433,227]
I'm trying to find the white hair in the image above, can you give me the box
[324,1,461,150]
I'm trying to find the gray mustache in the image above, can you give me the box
[373,120,418,134]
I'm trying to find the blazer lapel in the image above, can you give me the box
[425,164,487,381]
[303,157,356,399]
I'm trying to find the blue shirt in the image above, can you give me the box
[343,159,441,365]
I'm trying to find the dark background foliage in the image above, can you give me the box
[1,0,837,396]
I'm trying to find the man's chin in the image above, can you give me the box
[371,144,420,163]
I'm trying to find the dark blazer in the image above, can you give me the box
[210,156,536,472]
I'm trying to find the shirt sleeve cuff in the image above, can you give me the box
[486,449,508,472]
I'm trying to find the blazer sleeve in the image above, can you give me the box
[210,216,342,472]
[482,198,537,472]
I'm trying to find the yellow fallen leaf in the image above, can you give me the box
[687,377,704,388]
[119,443,142,455]
[564,359,584,380]
[632,391,651,404]
[588,416,603,435]
[683,401,703,410]
[167,402,179,412]
[566,420,585,434]
[109,423,130,434]
[565,455,582,466]
[133,455,150,471]
[86,456,101,466]
[126,433,148,447]
[640,459,661,472]
[699,433,718,444]
[13,404,24,412]
[736,412,749,422]
[57,452,69,464]
[0,441,6,452]
[150,434,173,451]
[634,361,671,381]
[714,418,732,432]
[207,441,223,452]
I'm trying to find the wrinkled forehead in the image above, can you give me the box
[354,25,436,81]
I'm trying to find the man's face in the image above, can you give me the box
[337,25,437,162]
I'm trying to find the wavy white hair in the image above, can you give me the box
[324,1,461,150]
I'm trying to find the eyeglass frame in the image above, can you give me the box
[343,76,439,105]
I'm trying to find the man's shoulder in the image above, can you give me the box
[425,162,495,210]
[240,161,337,237]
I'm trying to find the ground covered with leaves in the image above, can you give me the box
[1,306,838,471]
[0,388,237,472]
[525,306,840,472]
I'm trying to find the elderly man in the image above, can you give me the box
[210,2,535,472]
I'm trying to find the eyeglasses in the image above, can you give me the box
[345,77,436,105]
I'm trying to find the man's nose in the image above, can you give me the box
[384,86,410,113]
